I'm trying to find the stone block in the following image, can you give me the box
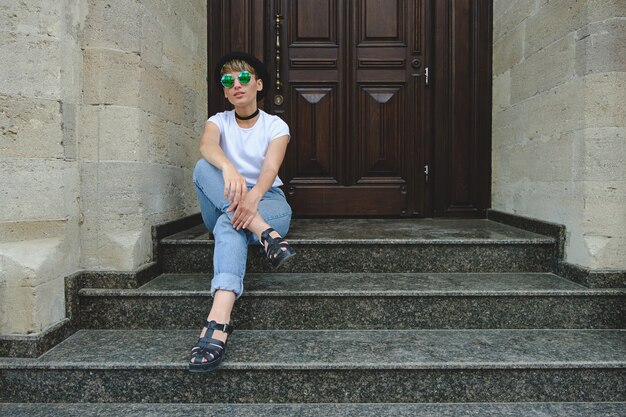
[140,62,184,124]
[0,285,35,334]
[0,0,76,38]
[82,228,152,271]
[77,105,145,162]
[493,0,540,42]
[493,23,525,76]
[492,0,511,23]
[83,0,143,52]
[77,104,194,165]
[576,18,626,76]
[192,57,209,95]
[192,0,208,17]
[79,161,186,269]
[492,71,511,112]
[0,234,78,286]
[584,72,626,128]
[525,0,587,57]
[0,158,79,222]
[494,179,585,222]
[0,274,66,335]
[508,132,574,182]
[0,35,63,99]
[83,48,141,105]
[511,34,576,102]
[161,32,193,86]
[0,95,63,158]
[582,180,626,269]
[587,0,626,23]
[0,220,67,242]
[140,12,163,68]
[578,128,626,181]
[62,102,78,160]
[492,103,526,148]
[583,181,626,231]
[521,77,585,138]
[584,236,626,270]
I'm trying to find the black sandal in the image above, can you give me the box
[260,227,296,269]
[188,320,234,372]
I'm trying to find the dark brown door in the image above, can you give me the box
[272,0,430,216]
[207,0,492,218]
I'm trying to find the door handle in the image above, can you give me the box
[274,14,284,106]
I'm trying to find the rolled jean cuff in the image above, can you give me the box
[210,272,244,299]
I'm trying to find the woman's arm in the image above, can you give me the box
[231,135,289,230]
[199,121,247,211]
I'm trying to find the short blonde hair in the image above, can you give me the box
[220,59,255,76]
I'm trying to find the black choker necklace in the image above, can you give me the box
[235,109,259,120]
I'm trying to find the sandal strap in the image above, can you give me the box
[260,227,276,246]
[203,320,234,335]
[191,336,225,362]
[261,228,289,258]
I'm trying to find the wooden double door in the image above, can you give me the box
[208,0,492,218]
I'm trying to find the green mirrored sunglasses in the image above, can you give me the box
[220,71,252,88]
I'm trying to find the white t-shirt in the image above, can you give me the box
[207,110,290,187]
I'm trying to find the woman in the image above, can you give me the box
[189,52,295,372]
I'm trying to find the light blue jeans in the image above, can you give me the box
[192,159,292,299]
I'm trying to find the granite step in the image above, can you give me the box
[78,272,626,330]
[159,219,556,273]
[1,402,625,416]
[1,329,624,403]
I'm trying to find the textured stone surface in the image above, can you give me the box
[18,329,623,370]
[0,329,624,402]
[1,0,207,336]
[78,272,626,330]
[164,219,556,244]
[492,0,626,271]
[1,402,625,417]
[159,219,556,274]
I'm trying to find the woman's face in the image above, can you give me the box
[222,70,263,107]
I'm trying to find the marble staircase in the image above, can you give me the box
[1,218,625,416]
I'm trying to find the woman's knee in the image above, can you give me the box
[192,159,221,187]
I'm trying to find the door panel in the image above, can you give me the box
[207,0,492,218]
[293,87,337,179]
[278,0,423,216]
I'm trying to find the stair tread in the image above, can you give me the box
[162,219,555,245]
[1,402,625,417]
[2,329,624,370]
[79,272,625,296]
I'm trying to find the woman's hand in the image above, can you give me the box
[231,188,262,230]
[222,165,247,212]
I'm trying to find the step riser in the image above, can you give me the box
[2,369,624,403]
[3,403,626,417]
[161,244,556,273]
[79,295,626,330]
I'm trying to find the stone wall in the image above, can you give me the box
[0,0,206,335]
[79,0,206,270]
[1,0,84,335]
[492,0,626,270]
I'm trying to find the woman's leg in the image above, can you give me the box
[191,160,247,363]
[191,161,293,365]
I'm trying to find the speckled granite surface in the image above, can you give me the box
[161,243,556,274]
[1,403,625,416]
[159,219,557,274]
[1,368,624,403]
[3,218,621,406]
[2,329,624,370]
[78,273,626,330]
[163,219,556,244]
